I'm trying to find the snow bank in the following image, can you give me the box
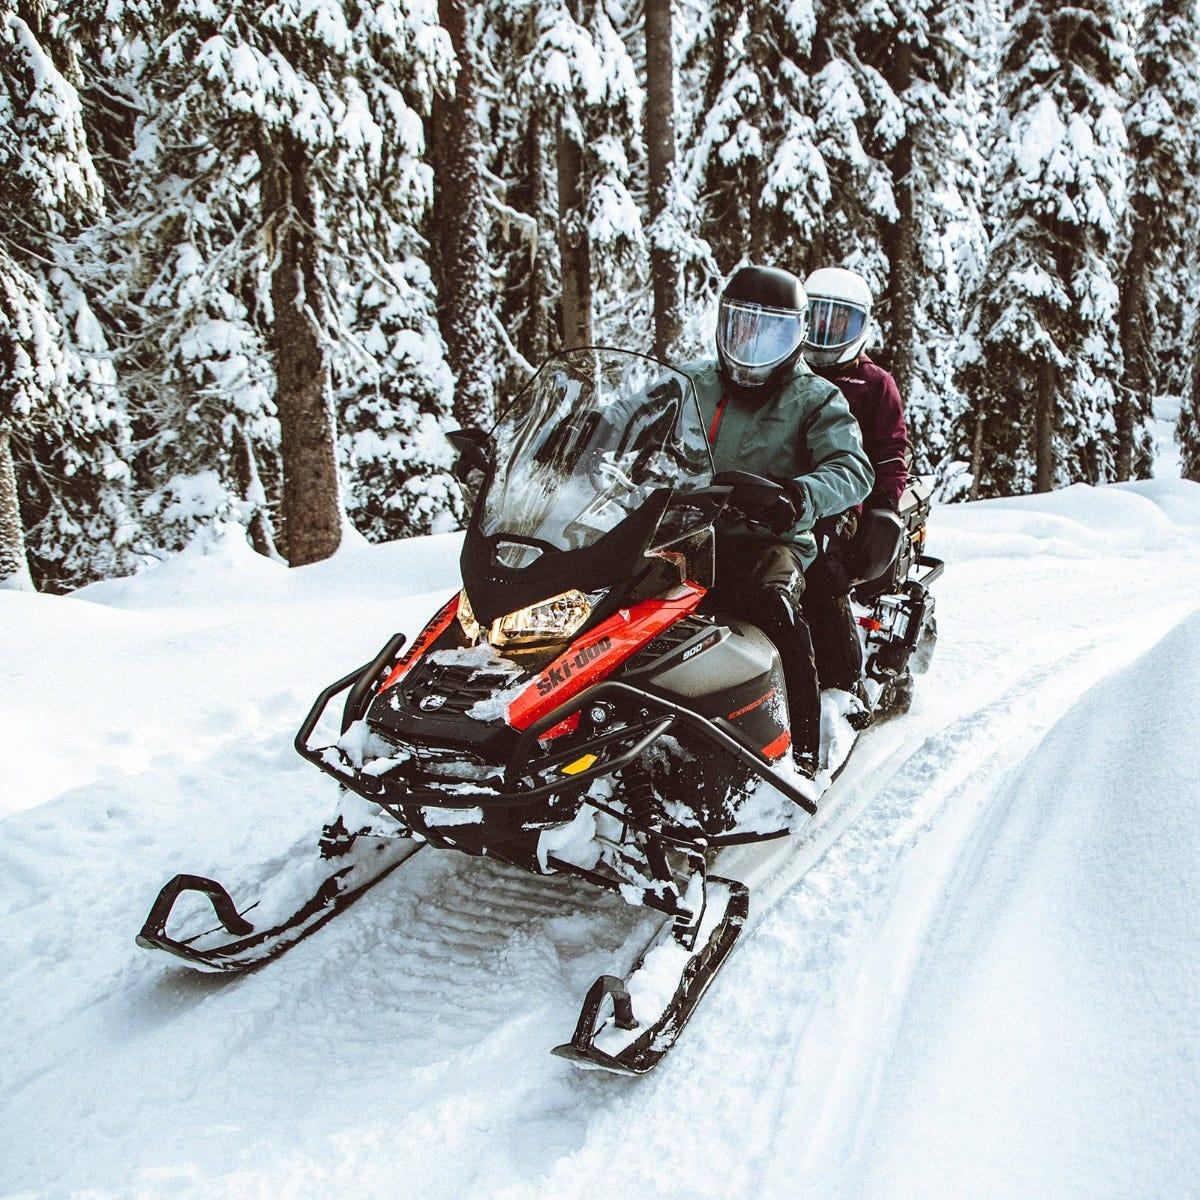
[933,479,1200,563]
[2,481,1199,1199]
[851,610,1200,1199]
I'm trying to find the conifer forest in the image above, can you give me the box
[3,0,1199,591]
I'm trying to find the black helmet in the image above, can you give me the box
[716,265,808,389]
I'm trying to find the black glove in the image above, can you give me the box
[759,480,809,536]
[868,493,900,513]
[761,492,798,535]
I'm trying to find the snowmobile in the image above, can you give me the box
[138,347,942,1074]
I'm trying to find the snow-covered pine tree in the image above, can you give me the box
[1118,0,1200,479]
[329,0,461,539]
[517,0,645,349]
[800,0,895,283]
[472,3,551,383]
[1,0,136,590]
[126,0,454,565]
[118,124,282,559]
[846,0,988,478]
[431,0,496,427]
[335,257,458,540]
[685,0,828,274]
[959,0,1134,494]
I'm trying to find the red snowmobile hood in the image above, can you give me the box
[377,583,707,739]
[506,583,706,733]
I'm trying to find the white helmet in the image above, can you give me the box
[802,267,872,367]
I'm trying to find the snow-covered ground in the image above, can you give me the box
[3,481,1200,1200]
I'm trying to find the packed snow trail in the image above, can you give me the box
[1,482,1199,1199]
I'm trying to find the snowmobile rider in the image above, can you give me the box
[681,265,873,773]
[800,267,911,698]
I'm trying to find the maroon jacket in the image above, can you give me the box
[816,355,909,508]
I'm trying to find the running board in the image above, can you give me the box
[137,837,422,972]
[553,877,749,1074]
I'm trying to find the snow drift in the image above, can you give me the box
[1,481,1199,1199]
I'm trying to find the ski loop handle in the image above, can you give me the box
[138,873,255,948]
[572,975,639,1048]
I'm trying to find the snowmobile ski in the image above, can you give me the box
[553,877,749,1074]
[137,832,422,973]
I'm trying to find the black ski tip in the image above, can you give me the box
[550,1041,648,1075]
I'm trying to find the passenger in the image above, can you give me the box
[800,267,912,708]
[802,268,910,512]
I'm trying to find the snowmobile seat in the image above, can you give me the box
[847,507,905,590]
[850,481,933,599]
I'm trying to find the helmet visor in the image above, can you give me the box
[806,298,868,350]
[717,300,806,370]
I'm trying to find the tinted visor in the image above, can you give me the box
[806,298,868,350]
[717,299,805,369]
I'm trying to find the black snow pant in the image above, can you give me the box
[705,539,821,764]
[802,550,863,693]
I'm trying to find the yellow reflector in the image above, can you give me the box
[561,753,598,776]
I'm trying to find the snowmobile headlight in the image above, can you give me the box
[457,589,483,642]
[488,590,591,648]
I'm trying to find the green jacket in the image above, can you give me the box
[680,358,874,569]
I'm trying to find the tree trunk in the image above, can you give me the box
[0,426,32,589]
[644,0,681,360]
[556,115,592,348]
[260,132,342,567]
[1034,361,1056,493]
[234,424,281,561]
[523,106,556,367]
[969,411,985,500]
[881,39,917,403]
[431,0,495,426]
[1181,329,1200,483]
[1116,213,1153,481]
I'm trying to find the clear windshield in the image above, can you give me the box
[480,349,713,556]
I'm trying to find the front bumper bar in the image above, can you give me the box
[294,648,819,823]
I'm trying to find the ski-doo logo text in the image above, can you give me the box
[535,637,614,696]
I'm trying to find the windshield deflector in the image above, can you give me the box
[480,349,713,554]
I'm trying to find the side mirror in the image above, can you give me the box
[447,427,492,481]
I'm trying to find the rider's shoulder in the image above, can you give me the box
[675,357,721,398]
[676,357,717,382]
[780,361,841,407]
[854,354,896,387]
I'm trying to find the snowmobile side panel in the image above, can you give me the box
[552,878,749,1074]
[380,597,459,692]
[136,837,422,973]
